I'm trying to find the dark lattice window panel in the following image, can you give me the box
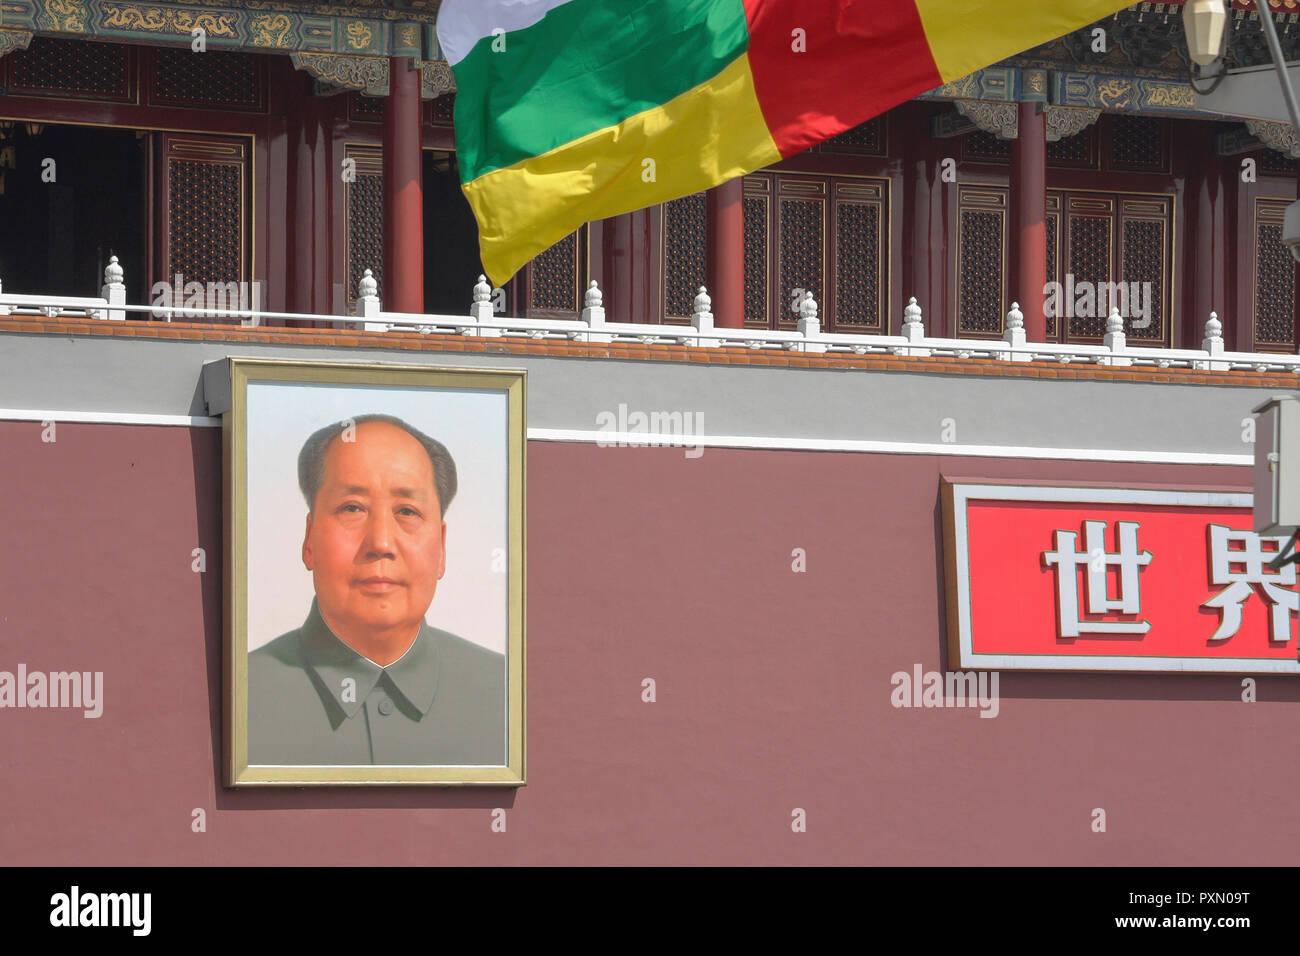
[1111,115,1169,173]
[1048,135,1087,164]
[1067,214,1112,280]
[957,213,1005,335]
[8,37,133,102]
[1046,204,1060,339]
[961,129,1011,165]
[662,192,706,319]
[1256,219,1296,349]
[819,117,886,156]
[529,232,579,313]
[1121,218,1167,343]
[1047,125,1099,169]
[346,176,383,304]
[153,48,265,112]
[743,192,769,326]
[345,147,384,305]
[1257,148,1298,178]
[350,93,384,123]
[168,160,243,284]
[833,202,881,328]
[1066,215,1112,340]
[956,186,1007,337]
[431,94,455,126]
[778,194,825,328]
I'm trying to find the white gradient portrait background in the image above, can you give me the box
[245,380,509,654]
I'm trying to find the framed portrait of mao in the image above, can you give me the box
[217,358,525,786]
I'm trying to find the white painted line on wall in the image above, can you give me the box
[0,408,221,427]
[527,428,1255,466]
[0,410,1256,465]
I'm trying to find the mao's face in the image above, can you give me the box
[303,422,447,647]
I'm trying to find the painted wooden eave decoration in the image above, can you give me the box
[1163,1,1300,8]
[0,0,443,58]
[0,0,455,97]
[922,0,1300,127]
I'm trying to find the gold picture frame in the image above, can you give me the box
[222,358,525,786]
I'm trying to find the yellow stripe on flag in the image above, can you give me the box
[464,53,781,286]
[913,0,1132,83]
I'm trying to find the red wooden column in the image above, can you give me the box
[905,126,933,332]
[900,104,944,335]
[1186,122,1226,349]
[601,209,655,323]
[286,72,331,321]
[706,177,745,328]
[602,212,634,321]
[383,58,424,313]
[1011,101,1047,342]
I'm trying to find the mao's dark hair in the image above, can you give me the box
[297,413,457,518]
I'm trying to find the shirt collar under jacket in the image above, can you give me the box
[296,599,441,721]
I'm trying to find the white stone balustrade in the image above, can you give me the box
[0,257,128,321]
[4,264,1300,378]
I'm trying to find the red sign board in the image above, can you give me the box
[943,483,1300,673]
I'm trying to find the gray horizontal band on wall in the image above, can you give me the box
[0,408,1255,466]
[0,332,1290,461]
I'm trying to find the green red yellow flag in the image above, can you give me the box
[438,0,1133,285]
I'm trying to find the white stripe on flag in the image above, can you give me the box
[437,0,577,66]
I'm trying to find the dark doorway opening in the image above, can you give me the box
[422,149,493,316]
[0,123,145,305]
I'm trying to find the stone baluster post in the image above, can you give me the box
[355,268,384,332]
[1002,301,1030,361]
[797,290,826,353]
[1197,311,1226,371]
[1103,306,1130,366]
[691,286,717,347]
[466,274,501,336]
[100,255,126,321]
[902,297,931,357]
[582,280,611,343]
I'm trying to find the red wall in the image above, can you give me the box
[0,420,1293,865]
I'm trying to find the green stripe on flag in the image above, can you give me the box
[453,0,750,183]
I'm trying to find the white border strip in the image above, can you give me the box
[0,407,220,427]
[948,483,1300,674]
[528,428,1254,465]
[0,412,1261,462]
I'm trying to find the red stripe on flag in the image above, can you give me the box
[742,0,943,157]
